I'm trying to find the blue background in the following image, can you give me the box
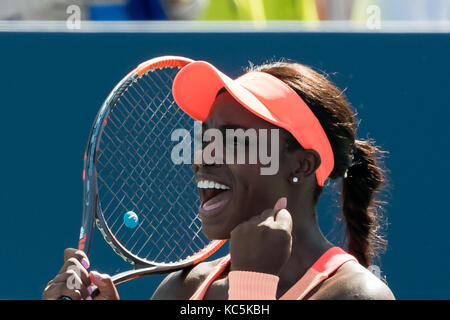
[0,31,449,299]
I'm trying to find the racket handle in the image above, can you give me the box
[90,285,100,299]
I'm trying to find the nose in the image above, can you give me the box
[192,140,225,173]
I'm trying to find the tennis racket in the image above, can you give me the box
[76,56,226,298]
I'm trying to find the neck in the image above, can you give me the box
[277,206,334,295]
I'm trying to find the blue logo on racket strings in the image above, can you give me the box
[124,211,139,228]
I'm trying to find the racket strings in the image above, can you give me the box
[100,90,201,261]
[101,97,195,257]
[117,85,203,257]
[97,67,209,264]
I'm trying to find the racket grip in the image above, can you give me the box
[90,285,100,299]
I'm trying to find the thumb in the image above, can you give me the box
[89,271,119,300]
[258,197,288,224]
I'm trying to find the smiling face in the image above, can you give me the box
[193,91,297,240]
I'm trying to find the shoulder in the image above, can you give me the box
[151,257,225,300]
[311,261,395,300]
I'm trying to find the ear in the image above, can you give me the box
[290,149,322,181]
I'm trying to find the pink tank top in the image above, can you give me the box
[189,246,357,300]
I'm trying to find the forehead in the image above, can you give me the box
[205,91,277,130]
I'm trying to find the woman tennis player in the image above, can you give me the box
[43,59,395,300]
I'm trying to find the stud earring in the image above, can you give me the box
[292,177,299,183]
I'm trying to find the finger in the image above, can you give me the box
[257,197,288,223]
[51,269,90,287]
[51,271,75,284]
[43,282,83,300]
[63,248,90,269]
[64,269,90,298]
[274,209,293,233]
[58,258,91,286]
[89,271,119,300]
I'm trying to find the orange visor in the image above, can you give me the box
[172,60,334,186]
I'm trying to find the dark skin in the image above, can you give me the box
[43,92,395,300]
[152,92,395,300]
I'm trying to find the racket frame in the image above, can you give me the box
[78,56,227,286]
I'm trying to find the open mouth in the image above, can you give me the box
[197,179,232,216]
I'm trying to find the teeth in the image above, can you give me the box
[197,179,230,190]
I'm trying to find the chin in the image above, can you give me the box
[201,226,231,241]
[198,202,235,240]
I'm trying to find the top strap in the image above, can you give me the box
[189,254,231,300]
[280,247,358,300]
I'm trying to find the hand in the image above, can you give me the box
[229,197,293,276]
[42,248,119,300]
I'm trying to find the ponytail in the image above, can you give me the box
[342,139,387,267]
